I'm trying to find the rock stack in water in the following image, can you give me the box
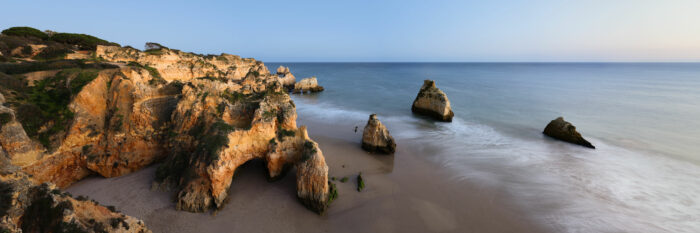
[361,114,396,154]
[293,77,324,93]
[411,80,454,122]
[276,66,296,91]
[543,117,595,149]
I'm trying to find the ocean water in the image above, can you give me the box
[268,63,700,232]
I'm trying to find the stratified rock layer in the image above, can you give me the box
[411,80,454,122]
[0,43,331,215]
[293,77,324,93]
[361,114,396,154]
[543,117,595,149]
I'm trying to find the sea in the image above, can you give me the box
[268,62,700,233]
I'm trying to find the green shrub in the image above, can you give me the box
[340,177,348,183]
[277,127,295,138]
[0,113,12,124]
[357,173,364,192]
[0,181,13,216]
[127,62,164,85]
[20,185,85,233]
[49,32,119,50]
[1,27,48,40]
[0,59,118,74]
[34,47,72,60]
[327,182,338,205]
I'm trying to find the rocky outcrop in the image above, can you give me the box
[276,66,296,90]
[0,170,150,233]
[293,77,324,93]
[96,45,268,82]
[543,117,595,149]
[153,75,330,213]
[1,42,331,215]
[361,114,396,154]
[411,80,454,122]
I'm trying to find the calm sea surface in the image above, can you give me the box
[269,63,700,232]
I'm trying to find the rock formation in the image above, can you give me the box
[411,80,454,122]
[361,114,396,154]
[293,77,324,93]
[276,66,296,90]
[1,27,333,222]
[543,117,595,149]
[0,165,150,233]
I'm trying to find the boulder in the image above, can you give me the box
[361,114,396,154]
[293,77,324,93]
[543,117,595,149]
[411,80,454,122]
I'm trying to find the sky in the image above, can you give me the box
[2,0,699,62]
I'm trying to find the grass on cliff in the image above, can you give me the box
[9,69,99,149]
[33,46,72,60]
[0,59,118,74]
[127,62,165,86]
[156,119,237,184]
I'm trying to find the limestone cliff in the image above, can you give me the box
[95,45,268,82]
[411,80,454,122]
[1,38,332,217]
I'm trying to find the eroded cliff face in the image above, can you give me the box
[1,44,332,216]
[95,45,269,82]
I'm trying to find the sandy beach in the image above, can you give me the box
[65,116,551,233]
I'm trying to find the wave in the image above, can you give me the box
[293,97,700,233]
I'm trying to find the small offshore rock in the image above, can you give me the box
[411,80,454,122]
[543,117,595,149]
[293,77,324,93]
[361,114,396,154]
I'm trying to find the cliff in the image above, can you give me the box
[1,27,333,231]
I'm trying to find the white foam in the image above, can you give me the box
[295,99,700,233]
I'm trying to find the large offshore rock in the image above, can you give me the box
[411,80,454,122]
[361,114,396,154]
[543,117,595,149]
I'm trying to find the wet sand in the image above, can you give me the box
[65,119,551,233]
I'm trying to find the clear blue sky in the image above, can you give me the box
[2,0,699,62]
